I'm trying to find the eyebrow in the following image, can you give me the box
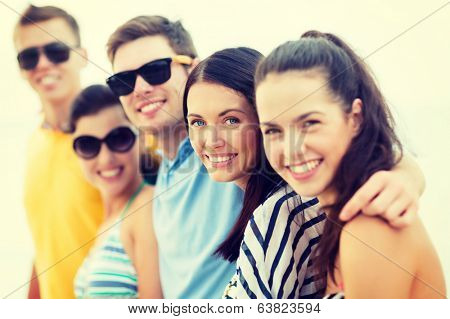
[293,111,323,123]
[186,113,203,118]
[187,108,247,118]
[218,108,247,117]
[260,111,323,127]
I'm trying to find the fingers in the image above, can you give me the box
[380,191,411,222]
[361,184,401,216]
[388,203,418,228]
[340,171,388,221]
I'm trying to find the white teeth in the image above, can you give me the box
[290,160,321,174]
[99,168,121,178]
[141,101,163,113]
[40,74,58,85]
[208,155,236,163]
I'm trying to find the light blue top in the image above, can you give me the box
[153,137,244,298]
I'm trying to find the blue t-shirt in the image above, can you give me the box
[153,137,244,298]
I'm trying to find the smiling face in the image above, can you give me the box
[186,82,260,189]
[73,106,140,198]
[256,70,361,202]
[112,35,190,133]
[14,18,86,104]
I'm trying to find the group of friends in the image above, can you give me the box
[14,4,446,299]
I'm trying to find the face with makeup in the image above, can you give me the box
[73,106,141,199]
[186,82,260,189]
[256,70,361,202]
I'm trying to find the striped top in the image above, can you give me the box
[223,186,327,299]
[323,292,345,299]
[74,183,145,298]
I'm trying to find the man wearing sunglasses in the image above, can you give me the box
[106,16,245,299]
[13,5,103,298]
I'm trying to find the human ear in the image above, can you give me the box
[350,98,363,135]
[188,57,200,74]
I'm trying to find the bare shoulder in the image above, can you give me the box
[342,214,421,246]
[340,214,424,265]
[122,184,154,233]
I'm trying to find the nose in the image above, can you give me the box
[96,143,116,167]
[284,126,308,163]
[204,125,226,150]
[34,51,53,70]
[133,75,154,97]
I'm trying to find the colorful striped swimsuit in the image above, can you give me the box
[74,182,145,298]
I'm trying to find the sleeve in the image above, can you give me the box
[222,190,326,299]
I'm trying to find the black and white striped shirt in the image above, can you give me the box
[223,186,326,299]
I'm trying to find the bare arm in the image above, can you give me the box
[130,194,163,299]
[341,153,425,227]
[27,264,40,299]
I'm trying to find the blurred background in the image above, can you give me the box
[0,0,449,298]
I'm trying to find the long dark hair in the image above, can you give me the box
[183,47,285,262]
[255,31,403,283]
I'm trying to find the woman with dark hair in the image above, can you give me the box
[70,85,162,298]
[184,48,325,298]
[255,31,446,298]
[183,47,427,299]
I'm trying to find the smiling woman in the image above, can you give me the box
[69,85,162,299]
[182,47,326,298]
[254,31,446,298]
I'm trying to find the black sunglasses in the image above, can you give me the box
[106,55,193,97]
[17,42,74,70]
[73,126,137,159]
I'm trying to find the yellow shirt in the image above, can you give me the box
[24,128,103,298]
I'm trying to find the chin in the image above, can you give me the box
[287,179,326,199]
[208,171,237,183]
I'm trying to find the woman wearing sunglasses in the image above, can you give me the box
[70,85,162,298]
[183,48,425,298]
[254,32,446,298]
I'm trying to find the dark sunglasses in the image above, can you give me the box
[106,55,193,96]
[17,42,74,70]
[73,126,137,159]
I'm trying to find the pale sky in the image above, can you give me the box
[0,0,449,297]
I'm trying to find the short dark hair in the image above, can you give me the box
[107,15,197,63]
[15,4,81,45]
[69,85,121,132]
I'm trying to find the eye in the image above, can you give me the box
[190,119,206,127]
[302,120,320,129]
[264,128,281,135]
[224,117,240,126]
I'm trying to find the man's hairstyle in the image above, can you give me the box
[107,15,197,63]
[14,4,81,45]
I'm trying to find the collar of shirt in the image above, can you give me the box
[160,137,194,175]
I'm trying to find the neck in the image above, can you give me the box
[157,124,188,161]
[317,188,337,209]
[234,175,250,191]
[102,176,143,219]
[40,87,81,131]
